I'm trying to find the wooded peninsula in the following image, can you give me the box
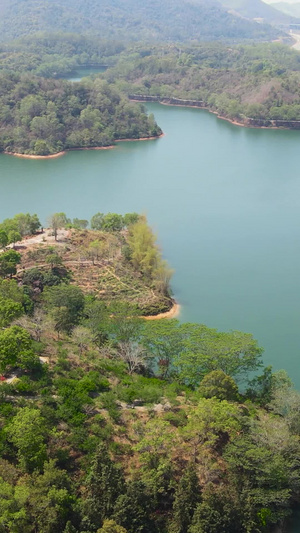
[0,212,299,533]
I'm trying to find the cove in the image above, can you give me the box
[64,66,107,82]
[1,103,300,391]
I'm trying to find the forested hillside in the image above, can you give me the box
[0,34,124,78]
[0,213,300,533]
[103,41,300,124]
[0,73,161,156]
[0,0,280,43]
[217,0,299,25]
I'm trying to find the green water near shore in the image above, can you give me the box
[1,103,300,389]
[66,66,106,82]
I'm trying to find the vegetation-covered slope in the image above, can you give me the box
[0,73,161,156]
[0,0,280,43]
[103,41,300,124]
[0,34,125,79]
[0,212,300,533]
[217,0,300,25]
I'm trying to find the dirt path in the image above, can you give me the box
[0,228,71,253]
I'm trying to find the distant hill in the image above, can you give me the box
[271,1,300,18]
[0,0,280,43]
[217,0,300,25]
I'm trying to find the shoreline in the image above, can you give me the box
[131,98,300,131]
[143,302,180,321]
[158,102,295,131]
[4,133,164,160]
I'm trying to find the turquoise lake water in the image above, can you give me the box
[1,102,300,390]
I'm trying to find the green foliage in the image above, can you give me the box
[170,464,200,533]
[128,216,172,294]
[0,213,40,237]
[0,297,23,327]
[43,284,84,333]
[98,520,128,533]
[0,249,21,278]
[102,214,124,232]
[0,212,297,533]
[0,230,8,248]
[81,444,125,531]
[113,481,155,533]
[0,2,279,44]
[0,73,161,155]
[0,325,36,372]
[198,370,238,401]
[48,213,69,240]
[6,407,47,472]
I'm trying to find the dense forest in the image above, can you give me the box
[3,35,300,133]
[0,213,300,533]
[101,41,300,123]
[0,72,161,155]
[0,0,281,44]
[0,34,125,79]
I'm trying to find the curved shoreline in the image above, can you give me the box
[143,302,180,321]
[158,102,297,131]
[4,133,164,160]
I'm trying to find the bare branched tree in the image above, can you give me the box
[117,341,147,374]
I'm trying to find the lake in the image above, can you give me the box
[1,103,300,390]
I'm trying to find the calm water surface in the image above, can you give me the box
[66,66,106,82]
[1,103,300,389]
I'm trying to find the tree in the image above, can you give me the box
[0,297,23,327]
[6,407,47,473]
[87,240,106,264]
[123,213,140,227]
[117,341,146,374]
[72,326,93,354]
[128,216,160,278]
[174,323,263,386]
[0,230,8,248]
[0,325,33,373]
[98,520,128,533]
[128,216,172,291]
[102,213,124,232]
[198,370,238,401]
[91,212,104,230]
[48,213,68,241]
[13,308,52,342]
[72,218,88,229]
[14,213,41,236]
[189,483,242,533]
[182,398,241,457]
[43,284,84,333]
[7,230,21,247]
[25,460,76,532]
[113,481,154,533]
[170,464,201,533]
[45,252,63,270]
[81,444,125,531]
[140,320,184,378]
[0,249,21,278]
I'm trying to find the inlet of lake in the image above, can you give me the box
[1,102,300,393]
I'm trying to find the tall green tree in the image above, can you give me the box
[81,444,125,531]
[43,284,84,333]
[170,464,201,533]
[6,407,47,473]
